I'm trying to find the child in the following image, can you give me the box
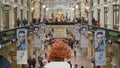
[73,46,77,58]
[81,66,84,68]
[74,64,78,68]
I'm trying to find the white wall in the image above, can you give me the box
[91,0,118,29]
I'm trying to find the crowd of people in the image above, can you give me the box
[15,16,101,29]
[16,18,43,27]
[26,25,86,68]
[92,18,101,27]
[16,18,28,27]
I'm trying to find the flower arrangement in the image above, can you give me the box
[48,41,72,61]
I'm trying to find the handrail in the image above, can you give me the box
[0,23,119,44]
[88,25,120,33]
[0,25,31,33]
[88,25,120,39]
[45,22,74,25]
[0,23,120,33]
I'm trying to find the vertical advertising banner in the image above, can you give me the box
[17,29,27,64]
[33,25,41,47]
[75,23,81,40]
[95,30,106,66]
[39,24,46,41]
[80,25,88,48]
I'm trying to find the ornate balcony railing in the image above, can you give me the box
[0,22,120,49]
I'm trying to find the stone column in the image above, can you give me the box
[108,5,113,29]
[34,0,40,18]
[0,0,4,30]
[27,0,32,22]
[71,8,74,21]
[0,6,4,30]
[88,0,92,25]
[119,1,120,31]
[41,6,45,22]
[17,0,21,20]
[9,9,14,28]
[100,7,104,27]
[23,0,27,19]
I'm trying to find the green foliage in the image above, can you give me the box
[2,31,15,36]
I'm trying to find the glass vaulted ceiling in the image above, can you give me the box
[41,0,79,4]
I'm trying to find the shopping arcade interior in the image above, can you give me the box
[0,22,120,68]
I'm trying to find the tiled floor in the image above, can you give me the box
[29,47,93,68]
[32,45,93,68]
[71,48,93,68]
[28,35,93,68]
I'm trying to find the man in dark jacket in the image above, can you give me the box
[92,17,96,26]
[27,57,32,68]
[0,55,12,68]
[17,18,21,27]
[38,55,44,67]
[32,58,36,68]
[23,18,28,26]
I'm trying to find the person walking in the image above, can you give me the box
[27,57,32,68]
[81,66,84,68]
[38,55,44,67]
[32,57,36,68]
[74,64,78,68]
[16,18,21,27]
[92,17,96,26]
[23,18,28,26]
[73,46,77,58]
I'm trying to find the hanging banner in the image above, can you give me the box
[33,25,41,47]
[80,25,88,48]
[74,23,81,40]
[16,29,27,64]
[39,24,46,41]
[95,30,106,66]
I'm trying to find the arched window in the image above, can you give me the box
[113,5,119,30]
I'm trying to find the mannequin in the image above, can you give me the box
[54,11,64,22]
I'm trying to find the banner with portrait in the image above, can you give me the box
[74,23,81,40]
[16,29,28,64]
[39,24,46,41]
[33,25,41,47]
[80,25,88,48]
[95,30,106,66]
